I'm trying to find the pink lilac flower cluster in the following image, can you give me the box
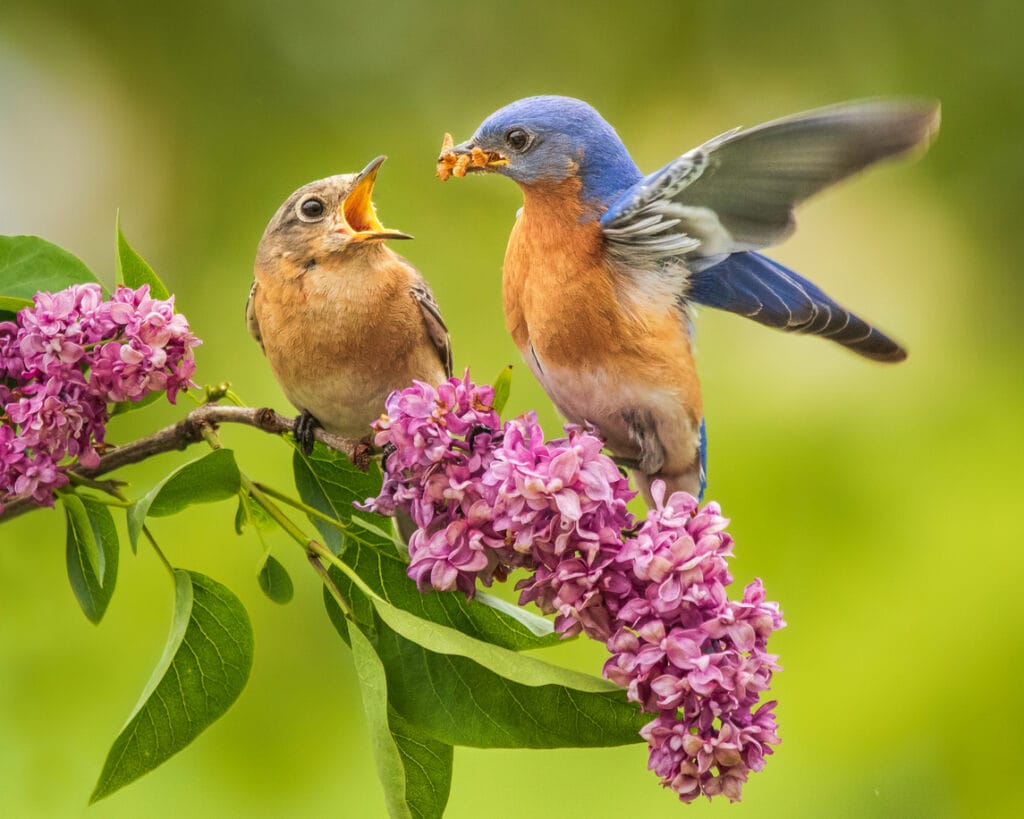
[0,283,199,508]
[604,483,784,802]
[365,373,785,803]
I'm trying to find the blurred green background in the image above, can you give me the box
[2,1,1022,816]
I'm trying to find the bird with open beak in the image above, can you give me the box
[438,96,938,502]
[249,156,452,453]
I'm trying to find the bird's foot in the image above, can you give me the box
[351,435,374,472]
[294,410,321,455]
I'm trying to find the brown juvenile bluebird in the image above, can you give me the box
[439,97,939,501]
[248,156,452,453]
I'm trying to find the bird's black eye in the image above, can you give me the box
[505,128,532,152]
[299,197,325,220]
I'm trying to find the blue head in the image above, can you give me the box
[449,96,643,208]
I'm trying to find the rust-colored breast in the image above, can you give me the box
[502,176,703,429]
[504,180,621,363]
[252,247,446,437]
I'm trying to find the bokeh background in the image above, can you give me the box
[2,1,1022,817]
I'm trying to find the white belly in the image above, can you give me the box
[525,344,699,476]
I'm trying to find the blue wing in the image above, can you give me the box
[689,251,907,362]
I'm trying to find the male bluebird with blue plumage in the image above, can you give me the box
[439,97,939,501]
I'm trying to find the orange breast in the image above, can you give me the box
[253,249,446,437]
[502,178,702,414]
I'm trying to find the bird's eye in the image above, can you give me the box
[298,197,325,220]
[505,128,532,152]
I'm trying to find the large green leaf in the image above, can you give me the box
[91,570,254,802]
[127,449,241,551]
[350,623,453,819]
[0,235,101,299]
[324,568,643,750]
[115,216,170,299]
[64,496,120,624]
[364,605,646,749]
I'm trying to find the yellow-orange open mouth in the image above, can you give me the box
[339,156,412,241]
[436,133,508,180]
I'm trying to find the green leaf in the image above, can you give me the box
[327,581,454,815]
[127,449,241,552]
[350,624,412,818]
[115,216,170,299]
[323,568,642,750]
[91,570,254,803]
[350,624,453,819]
[257,555,294,604]
[374,595,614,694]
[387,707,453,819]
[372,606,645,749]
[0,295,32,312]
[492,364,513,416]
[323,581,352,646]
[293,443,394,555]
[0,235,102,299]
[64,497,119,624]
[235,490,278,535]
[62,494,103,583]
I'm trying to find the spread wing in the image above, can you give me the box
[600,99,936,361]
[601,98,940,267]
[246,281,264,354]
[410,278,453,378]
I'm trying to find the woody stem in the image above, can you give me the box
[0,404,361,522]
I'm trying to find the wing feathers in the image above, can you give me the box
[689,252,907,362]
[602,99,939,261]
[410,280,454,378]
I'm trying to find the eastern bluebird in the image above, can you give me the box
[249,156,452,453]
[439,97,939,500]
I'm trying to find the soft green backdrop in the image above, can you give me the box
[2,1,1021,817]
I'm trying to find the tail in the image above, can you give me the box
[689,251,907,362]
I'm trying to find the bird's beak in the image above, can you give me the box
[436,133,509,180]
[338,156,413,242]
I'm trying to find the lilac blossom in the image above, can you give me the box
[365,373,785,803]
[1,283,199,510]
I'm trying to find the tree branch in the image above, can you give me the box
[1,405,362,522]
